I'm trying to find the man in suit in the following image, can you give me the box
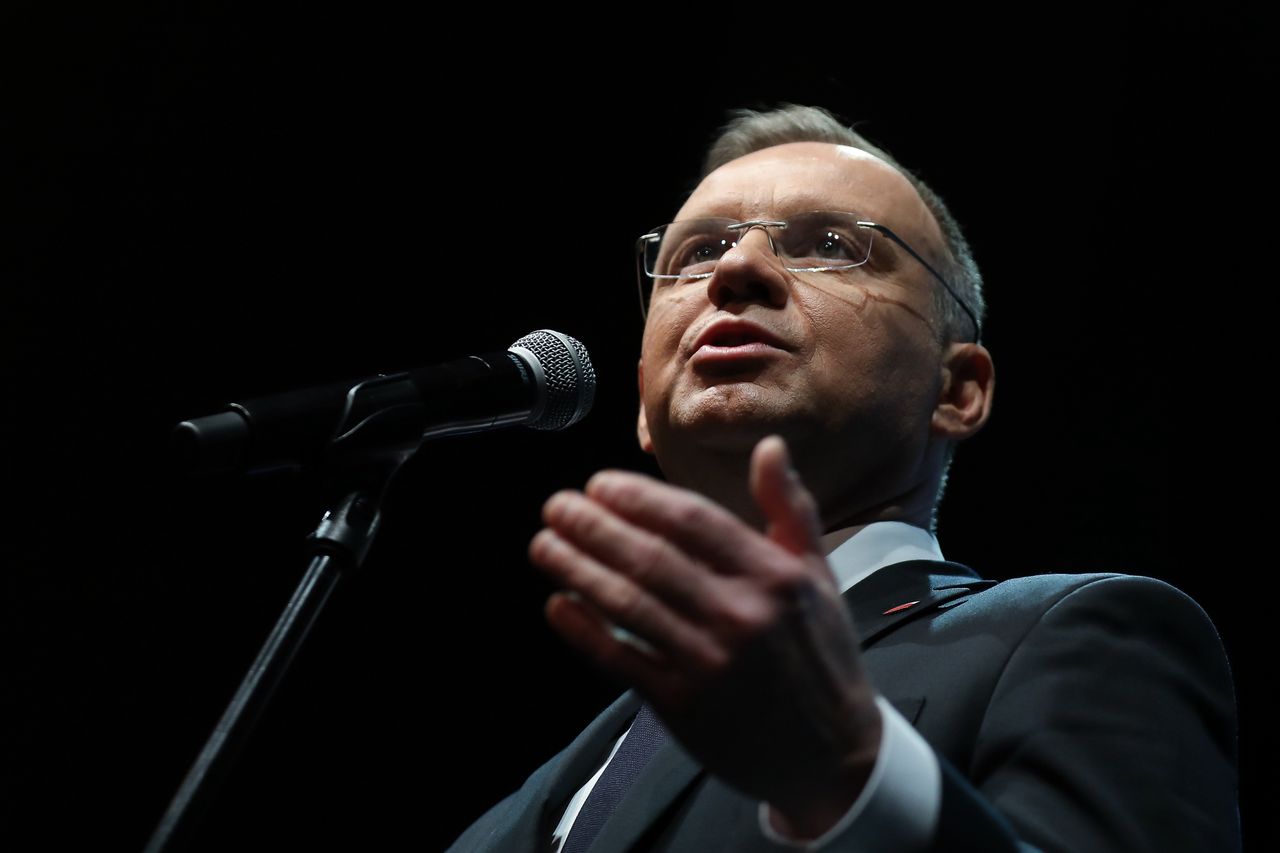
[448,105,1239,851]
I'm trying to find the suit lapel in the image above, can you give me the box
[845,559,996,647]
[546,559,995,852]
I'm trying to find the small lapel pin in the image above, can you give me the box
[882,600,921,615]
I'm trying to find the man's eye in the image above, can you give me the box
[788,225,869,267]
[672,238,726,277]
[813,231,854,259]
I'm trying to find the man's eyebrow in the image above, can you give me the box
[681,198,876,222]
[776,197,869,217]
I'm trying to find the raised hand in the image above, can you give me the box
[529,435,883,838]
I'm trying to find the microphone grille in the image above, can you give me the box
[510,330,596,431]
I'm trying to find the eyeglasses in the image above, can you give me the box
[635,210,982,343]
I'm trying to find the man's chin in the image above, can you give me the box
[649,380,815,454]
[666,412,802,455]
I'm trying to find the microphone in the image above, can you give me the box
[172,329,595,475]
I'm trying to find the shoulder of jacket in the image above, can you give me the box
[973,572,1218,636]
[964,571,1206,618]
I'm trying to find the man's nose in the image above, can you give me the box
[706,225,790,310]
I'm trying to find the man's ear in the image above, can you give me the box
[637,357,655,454]
[931,342,995,442]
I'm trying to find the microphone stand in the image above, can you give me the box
[144,378,428,853]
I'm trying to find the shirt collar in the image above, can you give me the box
[821,521,945,595]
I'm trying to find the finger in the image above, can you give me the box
[581,469,785,578]
[749,435,824,557]
[542,490,717,620]
[544,591,676,698]
[530,528,727,673]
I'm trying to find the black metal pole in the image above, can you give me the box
[144,490,380,853]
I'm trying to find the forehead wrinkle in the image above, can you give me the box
[677,183,782,222]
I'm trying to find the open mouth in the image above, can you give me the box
[690,329,788,371]
[705,332,760,347]
[692,320,789,354]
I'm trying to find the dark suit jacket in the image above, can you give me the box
[447,560,1240,852]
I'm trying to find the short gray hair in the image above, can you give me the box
[700,104,986,529]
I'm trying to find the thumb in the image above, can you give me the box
[749,435,824,556]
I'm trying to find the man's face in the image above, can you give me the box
[637,141,953,511]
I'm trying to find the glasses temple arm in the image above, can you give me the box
[865,223,983,344]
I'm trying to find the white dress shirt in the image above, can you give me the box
[551,521,944,852]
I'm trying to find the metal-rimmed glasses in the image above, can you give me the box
[635,210,981,343]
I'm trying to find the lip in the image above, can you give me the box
[690,318,791,355]
[687,319,792,372]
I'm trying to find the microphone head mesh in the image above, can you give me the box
[510,330,596,431]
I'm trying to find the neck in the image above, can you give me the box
[657,440,941,536]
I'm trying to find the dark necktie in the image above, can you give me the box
[560,703,670,853]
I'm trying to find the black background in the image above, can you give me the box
[2,4,1269,851]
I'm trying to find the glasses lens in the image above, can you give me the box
[777,211,874,271]
[637,212,877,318]
[645,219,737,281]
